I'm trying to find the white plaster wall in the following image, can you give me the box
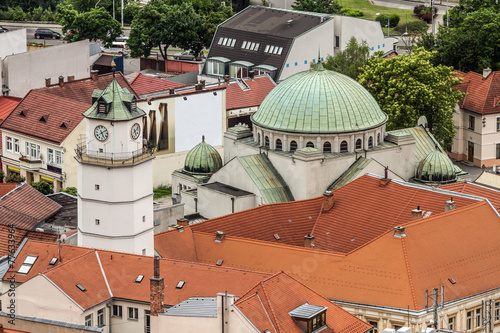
[155,315,219,333]
[197,185,255,219]
[61,120,86,188]
[0,29,26,59]
[108,300,150,333]
[335,16,394,55]
[367,143,415,180]
[86,119,144,155]
[279,20,334,81]
[3,39,90,98]
[181,191,197,215]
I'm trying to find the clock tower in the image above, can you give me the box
[76,74,155,256]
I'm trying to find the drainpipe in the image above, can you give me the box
[194,197,198,212]
[231,197,235,213]
[106,302,112,333]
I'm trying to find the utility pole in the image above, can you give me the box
[425,286,444,329]
[431,0,435,35]
[482,300,493,333]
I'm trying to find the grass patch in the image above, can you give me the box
[153,186,172,199]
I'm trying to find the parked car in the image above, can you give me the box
[115,34,129,43]
[173,51,196,61]
[34,28,61,39]
[0,26,9,33]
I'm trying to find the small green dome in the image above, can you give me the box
[251,66,387,134]
[415,150,457,184]
[184,136,222,174]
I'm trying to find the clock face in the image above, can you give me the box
[94,125,109,142]
[131,123,141,140]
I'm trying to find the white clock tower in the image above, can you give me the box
[76,73,154,256]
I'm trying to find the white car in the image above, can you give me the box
[173,51,196,60]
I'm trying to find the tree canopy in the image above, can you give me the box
[357,48,465,149]
[323,36,373,80]
[291,0,343,14]
[56,5,122,47]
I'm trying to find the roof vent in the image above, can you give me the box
[215,231,226,243]
[483,67,492,78]
[45,77,51,87]
[274,234,280,240]
[411,206,422,221]
[19,109,29,117]
[39,115,49,123]
[287,19,293,26]
[393,226,406,238]
[76,284,87,292]
[58,75,64,87]
[304,234,315,248]
[177,218,189,227]
[60,121,70,128]
[216,259,223,266]
[445,197,455,212]
[322,191,334,212]
[448,277,456,284]
[175,225,184,233]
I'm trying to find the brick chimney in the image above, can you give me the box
[195,83,203,91]
[45,77,51,87]
[200,80,206,88]
[150,256,164,316]
[67,75,75,82]
[224,75,230,85]
[90,70,99,82]
[304,234,315,248]
[215,231,226,243]
[169,88,175,95]
[249,70,255,80]
[322,191,334,212]
[411,206,422,221]
[393,226,406,238]
[483,68,492,78]
[177,218,189,227]
[58,75,64,87]
[445,197,455,212]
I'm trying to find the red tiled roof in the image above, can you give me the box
[0,224,57,257]
[0,183,61,229]
[0,183,16,198]
[156,201,500,310]
[226,75,276,110]
[456,71,500,115]
[0,73,136,144]
[185,175,479,253]
[130,73,185,96]
[33,247,270,310]
[0,96,21,124]
[236,272,372,333]
[440,181,500,211]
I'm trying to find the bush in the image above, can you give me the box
[421,13,432,23]
[388,14,400,28]
[153,186,172,199]
[5,173,25,183]
[344,9,363,17]
[11,6,26,21]
[60,187,77,196]
[31,181,54,195]
[32,6,43,21]
[0,170,4,182]
[376,14,399,29]
[41,9,54,21]
[394,20,428,34]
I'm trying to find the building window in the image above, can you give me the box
[14,139,19,153]
[448,316,455,331]
[257,133,261,145]
[145,310,151,333]
[377,133,381,144]
[469,115,475,130]
[206,61,225,76]
[467,310,473,330]
[275,139,282,151]
[356,139,362,150]
[340,140,348,152]
[290,140,297,152]
[97,308,105,327]
[25,142,40,160]
[112,305,122,318]
[142,215,146,222]
[369,321,378,333]
[85,314,92,326]
[95,184,100,190]
[323,141,331,153]
[306,141,314,148]
[6,136,12,152]
[368,136,373,148]
[95,219,100,225]
[142,248,146,255]
[476,308,481,328]
[495,301,500,321]
[497,117,500,131]
[335,36,340,47]
[265,136,269,148]
[128,307,139,320]
[394,325,402,331]
[497,144,500,159]
[48,148,54,164]
[56,150,62,165]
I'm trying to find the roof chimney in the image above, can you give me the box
[195,83,203,91]
[58,75,64,87]
[169,88,175,95]
[304,234,315,248]
[150,256,164,316]
[224,75,230,85]
[67,75,75,82]
[249,70,255,80]
[394,226,406,238]
[445,197,455,212]
[322,191,334,212]
[200,80,206,88]
[90,70,99,82]
[177,218,189,227]
[483,68,492,78]
[45,77,51,87]
[215,231,226,243]
[411,206,422,221]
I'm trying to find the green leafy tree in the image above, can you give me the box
[31,181,54,195]
[447,0,500,28]
[5,173,26,183]
[57,5,122,47]
[203,5,234,49]
[123,1,141,24]
[60,187,78,196]
[292,0,343,14]
[165,0,212,15]
[357,47,465,149]
[418,8,500,73]
[323,37,373,79]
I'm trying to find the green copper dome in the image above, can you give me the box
[415,150,457,184]
[251,65,387,134]
[184,136,223,174]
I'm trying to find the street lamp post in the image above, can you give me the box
[376,13,390,37]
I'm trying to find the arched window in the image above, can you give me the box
[377,133,380,144]
[306,141,315,148]
[258,133,261,145]
[368,136,373,148]
[323,141,332,153]
[275,139,282,151]
[340,140,348,152]
[290,140,298,152]
[265,136,269,148]
[356,139,362,150]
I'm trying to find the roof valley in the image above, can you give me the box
[400,237,418,310]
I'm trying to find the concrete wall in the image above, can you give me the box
[153,203,184,233]
[0,29,26,59]
[3,39,90,98]
[62,120,86,188]
[107,300,150,333]
[197,185,255,219]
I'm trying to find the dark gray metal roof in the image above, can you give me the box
[289,303,327,319]
[162,297,218,318]
[0,311,104,332]
[201,182,254,197]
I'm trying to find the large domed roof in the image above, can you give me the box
[415,150,457,184]
[251,65,387,134]
[184,136,222,174]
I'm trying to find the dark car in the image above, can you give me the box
[34,28,61,39]
[0,26,8,33]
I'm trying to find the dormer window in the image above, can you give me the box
[98,102,107,113]
[289,303,327,333]
[131,99,137,111]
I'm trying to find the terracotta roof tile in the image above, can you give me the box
[440,181,500,211]
[130,73,185,96]
[0,224,57,257]
[456,71,500,115]
[0,183,16,198]
[0,73,136,144]
[235,272,372,333]
[226,75,276,110]
[0,96,21,124]
[0,183,61,229]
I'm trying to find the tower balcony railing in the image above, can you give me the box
[75,143,154,166]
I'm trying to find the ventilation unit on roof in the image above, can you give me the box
[215,231,226,243]
[448,278,456,284]
[76,284,86,292]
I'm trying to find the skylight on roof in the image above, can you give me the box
[135,275,144,283]
[24,255,38,265]
[76,284,87,292]
[176,281,185,289]
[216,259,223,266]
[274,234,280,240]
[17,264,32,274]
[49,257,58,265]
[17,255,38,274]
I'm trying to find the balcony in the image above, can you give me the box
[75,143,154,166]
[19,156,43,169]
